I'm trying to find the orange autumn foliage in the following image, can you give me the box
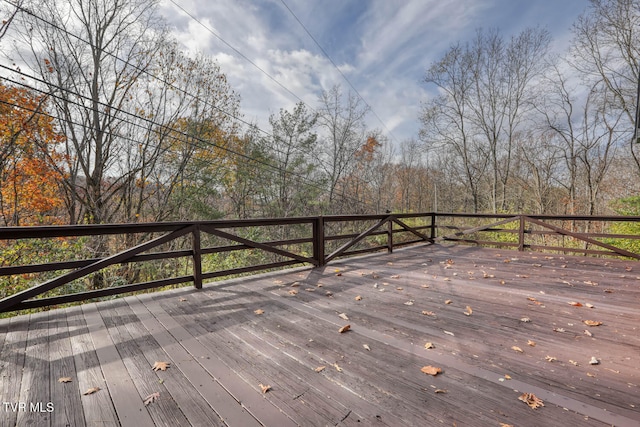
[0,82,66,225]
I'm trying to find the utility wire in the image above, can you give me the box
[279,0,402,145]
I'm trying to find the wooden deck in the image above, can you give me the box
[1,244,639,427]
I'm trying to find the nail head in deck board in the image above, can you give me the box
[138,293,297,427]
[65,306,120,426]
[97,300,192,427]
[48,309,86,427]
[81,303,155,427]
[110,299,228,427]
[16,311,51,427]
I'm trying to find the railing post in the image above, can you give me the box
[518,215,525,252]
[430,212,437,241]
[192,225,203,289]
[387,216,393,253]
[313,216,325,267]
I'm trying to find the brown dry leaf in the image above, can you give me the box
[83,387,101,395]
[504,374,512,380]
[421,284,430,288]
[585,303,594,308]
[314,366,326,373]
[363,344,371,351]
[259,384,272,394]
[545,355,557,362]
[443,330,455,336]
[254,309,265,315]
[179,297,187,302]
[587,372,596,377]
[332,363,343,372]
[422,310,436,316]
[584,329,593,337]
[464,305,472,316]
[553,327,565,332]
[511,346,524,353]
[584,320,602,326]
[604,288,614,293]
[338,324,351,333]
[338,313,349,321]
[143,392,160,406]
[390,274,400,279]
[354,295,362,301]
[527,297,537,301]
[446,259,455,265]
[444,299,452,305]
[58,377,72,383]
[424,342,435,349]
[325,291,333,297]
[569,360,579,366]
[518,392,544,409]
[152,361,171,371]
[503,259,511,264]
[421,365,442,376]
[404,300,414,306]
[288,289,298,295]
[434,389,447,394]
[396,287,404,290]
[520,317,531,323]
[568,301,583,307]
[500,424,515,427]
[443,277,451,281]
[527,340,536,347]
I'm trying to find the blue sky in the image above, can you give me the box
[159,0,589,146]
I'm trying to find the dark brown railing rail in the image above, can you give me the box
[1,212,639,313]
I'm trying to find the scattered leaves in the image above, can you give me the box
[584,320,602,327]
[422,310,436,316]
[520,317,531,323]
[585,303,594,308]
[512,346,524,353]
[504,374,512,380]
[390,274,400,279]
[338,324,351,333]
[569,360,579,366]
[434,389,447,394]
[464,305,472,316]
[152,361,171,371]
[363,344,371,351]
[527,297,537,301]
[604,288,614,293]
[421,365,442,376]
[254,309,265,315]
[553,327,565,333]
[568,301,583,307]
[338,313,349,321]
[404,300,414,306]
[527,340,536,347]
[443,330,455,336]
[396,287,404,290]
[332,363,343,372]
[83,387,101,395]
[424,342,435,349]
[518,392,544,409]
[444,299,452,305]
[143,392,160,406]
[354,295,362,301]
[179,297,187,302]
[584,329,593,337]
[58,377,72,383]
[545,356,557,362]
[314,366,326,373]
[288,289,298,295]
[259,384,272,394]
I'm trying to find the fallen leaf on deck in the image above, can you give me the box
[58,377,72,383]
[503,259,511,264]
[421,366,442,376]
[520,317,531,323]
[332,363,343,372]
[421,284,430,288]
[83,387,101,395]
[527,297,537,301]
[500,424,514,427]
[585,303,594,308]
[584,329,593,337]
[446,259,454,265]
[587,372,596,377]
[434,389,447,394]
[553,327,565,332]
[604,288,614,293]
[254,309,265,315]
[584,280,598,286]
[444,300,452,305]
[511,346,524,353]
[443,330,455,336]
[315,366,326,372]
[519,392,544,409]
[179,297,187,302]
[259,384,272,394]
[589,356,599,365]
[584,320,602,326]
[288,289,298,295]
[363,344,371,351]
[396,287,404,290]
[422,310,436,316]
[443,277,451,281]
[338,324,351,333]
[152,361,171,371]
[143,392,160,406]
[569,360,579,366]
[338,313,349,320]
[404,300,414,306]
[335,273,342,276]
[504,374,512,380]
[390,275,400,279]
[482,271,495,278]
[568,301,583,307]
[527,340,536,347]
[305,288,315,292]
[545,356,557,362]
[354,295,362,301]
[325,291,333,296]
[424,342,435,349]
[464,306,472,316]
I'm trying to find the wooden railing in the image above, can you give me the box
[1,212,639,313]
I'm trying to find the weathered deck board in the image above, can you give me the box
[0,244,639,426]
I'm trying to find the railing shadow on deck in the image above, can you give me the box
[1,212,639,313]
